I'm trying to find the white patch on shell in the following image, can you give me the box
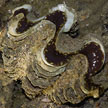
[41,47,54,67]
[31,16,46,23]
[12,4,32,15]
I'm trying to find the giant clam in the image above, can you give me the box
[0,3,106,104]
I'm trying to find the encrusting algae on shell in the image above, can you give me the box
[0,3,107,104]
